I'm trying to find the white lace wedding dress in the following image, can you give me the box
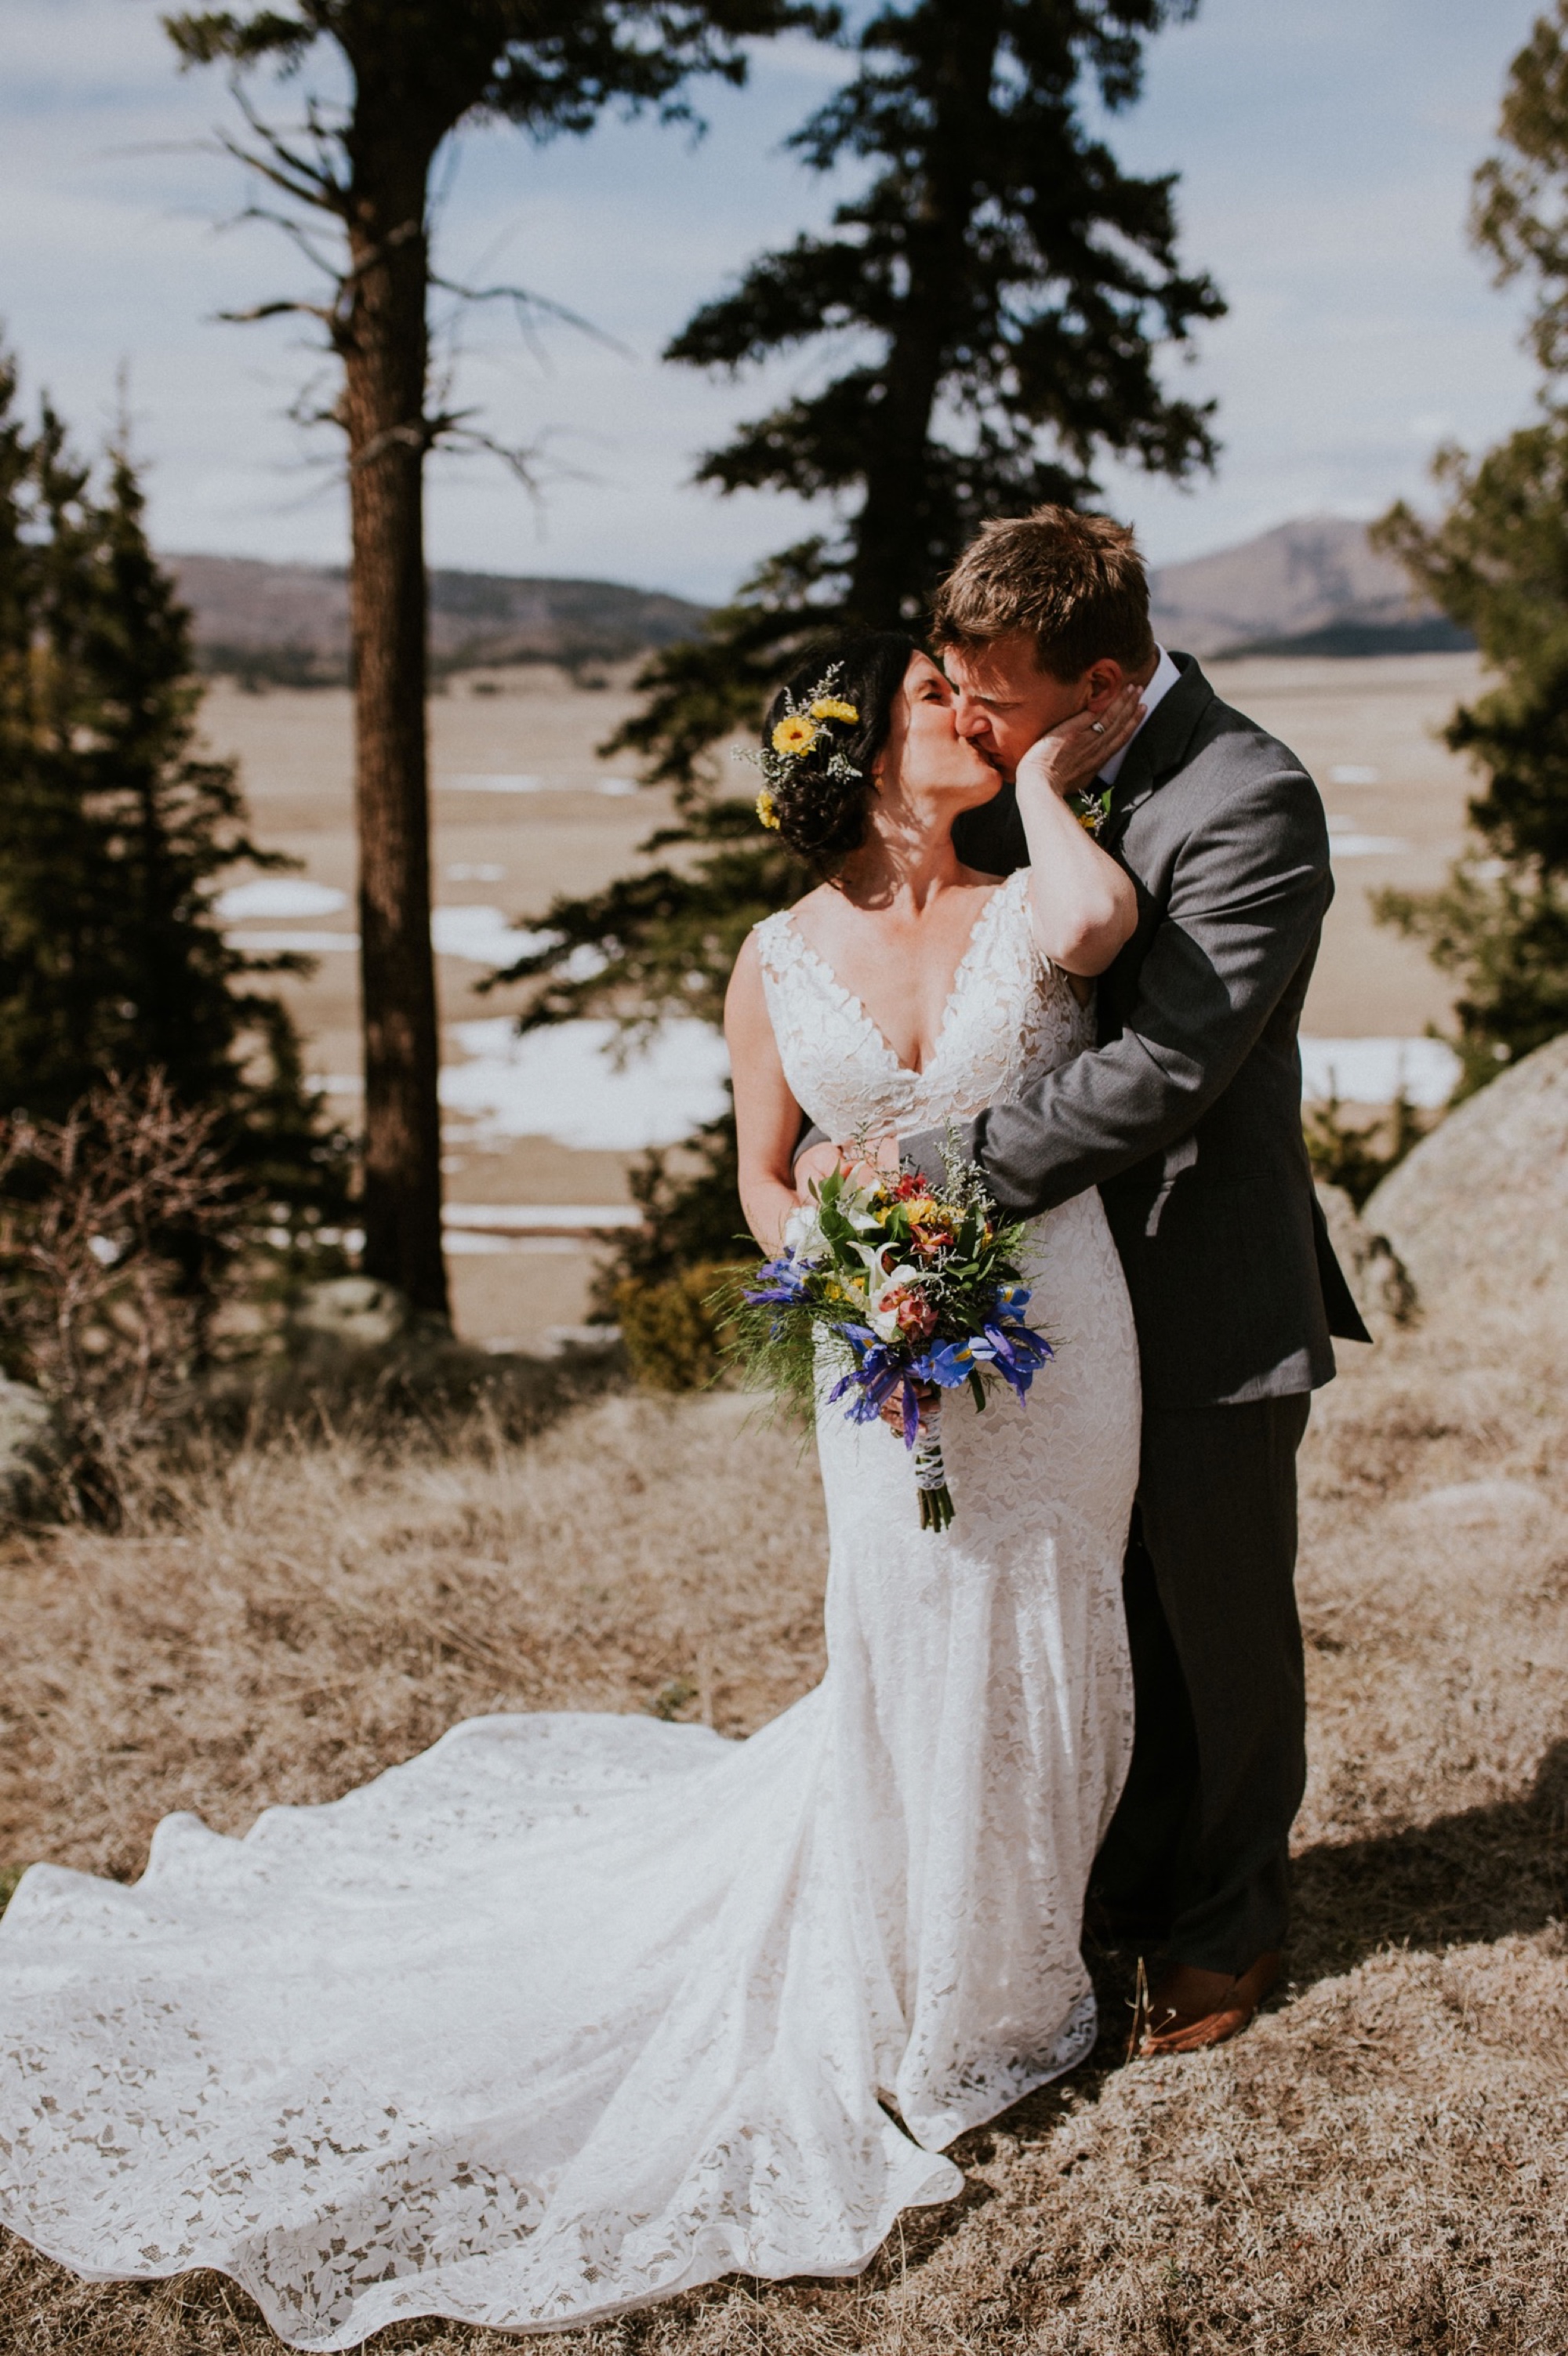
[0,869,1140,2348]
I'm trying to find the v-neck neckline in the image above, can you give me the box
[780,878,1012,1079]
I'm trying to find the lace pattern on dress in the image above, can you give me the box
[753,870,1093,1146]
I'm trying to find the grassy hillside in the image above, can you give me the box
[2,1236,1564,2349]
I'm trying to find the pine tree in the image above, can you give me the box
[0,357,343,1232]
[1374,2,1568,1091]
[610,0,1221,793]
[495,0,1220,1306]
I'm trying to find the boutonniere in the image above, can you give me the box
[1066,782,1113,837]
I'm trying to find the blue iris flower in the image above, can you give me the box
[978,1320,1054,1399]
[828,1334,928,1449]
[742,1251,811,1306]
[823,1301,1052,1445]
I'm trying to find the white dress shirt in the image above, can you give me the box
[1095,644,1181,787]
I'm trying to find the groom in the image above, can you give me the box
[813,506,1368,2053]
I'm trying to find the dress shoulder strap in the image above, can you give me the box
[752,906,811,986]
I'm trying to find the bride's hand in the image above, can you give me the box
[1016,678,1143,802]
[878,1377,937,1433]
[794,1139,844,1199]
[794,1134,898,1201]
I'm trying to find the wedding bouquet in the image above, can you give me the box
[727,1143,1053,1530]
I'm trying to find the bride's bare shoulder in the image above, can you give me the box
[725,928,769,1026]
[771,882,840,953]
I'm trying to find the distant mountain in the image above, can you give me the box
[169,554,710,685]
[171,517,1471,686]
[1149,515,1473,659]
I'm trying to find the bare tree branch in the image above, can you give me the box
[429,274,631,357]
[216,297,340,325]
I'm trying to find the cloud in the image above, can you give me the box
[0,0,1548,589]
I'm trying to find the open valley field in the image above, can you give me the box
[202,653,1486,1346]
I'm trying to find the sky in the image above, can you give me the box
[0,0,1548,600]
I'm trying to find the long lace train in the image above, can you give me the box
[0,869,1141,2343]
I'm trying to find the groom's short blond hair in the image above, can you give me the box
[932,506,1156,681]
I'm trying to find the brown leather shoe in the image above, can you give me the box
[1138,1950,1281,2056]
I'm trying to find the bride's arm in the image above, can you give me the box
[1014,682,1142,981]
[725,934,807,1253]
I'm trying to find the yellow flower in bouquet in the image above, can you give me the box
[756,790,780,830]
[809,697,858,724]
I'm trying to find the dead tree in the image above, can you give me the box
[167,1,829,1314]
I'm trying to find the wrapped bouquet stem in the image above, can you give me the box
[911,1393,953,1532]
[724,1136,1054,1531]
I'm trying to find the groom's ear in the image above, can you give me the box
[1081,659,1125,710]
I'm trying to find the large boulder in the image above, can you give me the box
[1363,1032,1568,1316]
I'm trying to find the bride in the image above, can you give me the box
[0,635,1144,2349]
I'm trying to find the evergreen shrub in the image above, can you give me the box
[614,1261,751,1393]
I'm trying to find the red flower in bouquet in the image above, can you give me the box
[883,1286,938,1341]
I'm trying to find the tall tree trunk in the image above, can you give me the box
[343,161,448,1318]
[847,9,1002,627]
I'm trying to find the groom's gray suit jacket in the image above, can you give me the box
[912,652,1369,1410]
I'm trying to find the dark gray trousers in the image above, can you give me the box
[1091,1392,1312,1976]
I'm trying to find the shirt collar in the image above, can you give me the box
[1096,644,1181,788]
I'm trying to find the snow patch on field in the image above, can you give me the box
[430,906,552,965]
[1300,1036,1460,1107]
[441,1017,730,1150]
[216,879,348,920]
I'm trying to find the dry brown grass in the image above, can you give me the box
[3,1292,1567,2355]
[0,1391,827,1884]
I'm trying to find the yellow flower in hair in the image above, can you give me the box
[810,696,859,724]
[771,713,818,757]
[755,789,780,831]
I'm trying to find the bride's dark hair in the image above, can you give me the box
[761,633,918,877]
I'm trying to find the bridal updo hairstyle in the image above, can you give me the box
[760,632,917,877]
